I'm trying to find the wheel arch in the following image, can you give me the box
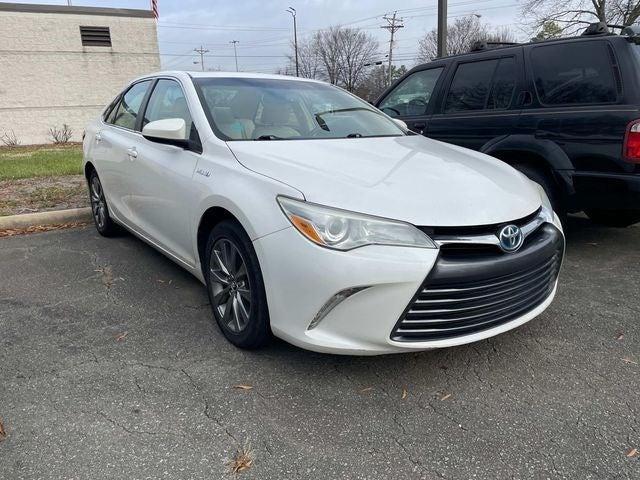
[481,135,575,196]
[84,161,97,181]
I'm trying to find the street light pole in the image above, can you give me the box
[230,40,239,72]
[437,0,447,58]
[286,7,299,76]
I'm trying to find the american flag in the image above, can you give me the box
[151,0,159,19]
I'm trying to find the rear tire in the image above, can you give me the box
[585,209,640,228]
[204,220,271,349]
[88,170,120,237]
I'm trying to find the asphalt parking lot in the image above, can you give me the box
[1,218,638,479]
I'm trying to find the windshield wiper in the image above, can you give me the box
[254,135,285,141]
[346,133,363,138]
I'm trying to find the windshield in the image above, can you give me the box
[193,77,404,141]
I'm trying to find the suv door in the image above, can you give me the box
[426,52,523,151]
[128,78,203,266]
[98,80,152,221]
[377,66,446,134]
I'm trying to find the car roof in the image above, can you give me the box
[132,70,327,84]
[412,32,626,69]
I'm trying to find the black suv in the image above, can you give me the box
[376,23,640,227]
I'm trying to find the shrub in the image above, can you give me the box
[0,130,21,147]
[49,124,74,144]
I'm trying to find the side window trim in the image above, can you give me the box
[103,79,153,133]
[139,77,203,154]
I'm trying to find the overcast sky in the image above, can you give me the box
[6,0,523,72]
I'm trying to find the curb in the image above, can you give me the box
[0,207,92,230]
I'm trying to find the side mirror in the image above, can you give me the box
[393,118,408,130]
[142,118,188,148]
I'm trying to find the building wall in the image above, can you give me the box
[0,9,160,144]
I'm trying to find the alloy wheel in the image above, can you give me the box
[90,176,107,230]
[209,238,252,333]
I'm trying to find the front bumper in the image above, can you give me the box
[254,216,564,356]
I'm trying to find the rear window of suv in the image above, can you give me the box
[531,41,619,106]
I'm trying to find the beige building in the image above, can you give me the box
[0,2,161,145]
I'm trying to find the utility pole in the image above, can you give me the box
[286,7,299,76]
[437,0,447,57]
[194,45,209,71]
[230,40,239,71]
[381,11,404,86]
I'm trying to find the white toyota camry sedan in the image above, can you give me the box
[83,71,564,355]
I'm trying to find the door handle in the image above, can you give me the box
[95,132,102,143]
[126,147,138,159]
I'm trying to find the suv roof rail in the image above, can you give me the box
[470,40,519,52]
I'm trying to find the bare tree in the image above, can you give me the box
[286,37,322,79]
[313,27,344,85]
[522,0,640,37]
[49,124,73,144]
[0,129,20,147]
[336,28,378,92]
[418,16,516,62]
[356,65,407,102]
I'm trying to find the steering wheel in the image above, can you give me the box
[408,98,426,107]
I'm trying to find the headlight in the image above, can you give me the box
[534,183,554,222]
[277,196,436,251]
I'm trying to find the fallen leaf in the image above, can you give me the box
[115,332,128,342]
[622,357,638,365]
[157,279,165,283]
[359,387,374,393]
[233,384,253,390]
[0,418,6,441]
[626,447,638,458]
[616,332,624,341]
[401,388,408,399]
[228,442,253,474]
[440,393,452,401]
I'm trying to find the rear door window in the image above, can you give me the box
[488,57,517,109]
[379,68,443,117]
[531,41,619,105]
[111,80,152,130]
[444,59,498,112]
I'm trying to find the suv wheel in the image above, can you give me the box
[204,220,271,349]
[88,170,120,237]
[585,209,640,228]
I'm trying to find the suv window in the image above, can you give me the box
[488,57,517,109]
[142,79,194,140]
[445,59,498,112]
[531,42,618,105]
[111,80,151,130]
[379,68,443,117]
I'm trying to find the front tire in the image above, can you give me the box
[88,170,120,237]
[204,220,271,349]
[585,209,640,228]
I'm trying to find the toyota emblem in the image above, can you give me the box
[498,225,524,253]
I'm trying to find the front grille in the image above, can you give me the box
[392,224,563,342]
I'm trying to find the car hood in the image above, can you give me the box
[227,135,541,226]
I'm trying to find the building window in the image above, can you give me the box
[79,26,112,47]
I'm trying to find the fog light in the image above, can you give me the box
[307,286,369,330]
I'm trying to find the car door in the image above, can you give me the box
[377,66,446,134]
[126,78,202,266]
[426,53,523,151]
[97,80,153,221]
